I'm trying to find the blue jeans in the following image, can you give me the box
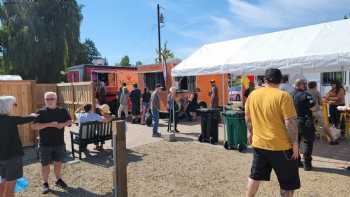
[151,108,159,134]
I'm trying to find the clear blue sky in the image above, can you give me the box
[77,0,349,66]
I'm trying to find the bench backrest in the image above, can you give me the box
[79,121,113,140]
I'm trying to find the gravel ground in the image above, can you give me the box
[19,140,350,197]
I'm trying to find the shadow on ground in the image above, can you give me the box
[23,147,146,169]
[312,167,350,177]
[48,187,112,197]
[311,138,350,163]
[81,149,146,168]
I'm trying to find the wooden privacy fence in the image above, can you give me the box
[0,81,95,146]
[57,82,95,119]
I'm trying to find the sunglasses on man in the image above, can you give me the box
[45,98,56,101]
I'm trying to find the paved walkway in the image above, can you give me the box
[61,118,350,169]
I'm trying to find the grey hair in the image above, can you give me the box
[44,91,57,98]
[0,96,16,115]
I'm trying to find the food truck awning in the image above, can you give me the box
[172,19,350,77]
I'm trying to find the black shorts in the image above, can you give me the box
[0,156,23,181]
[250,148,300,191]
[39,145,65,166]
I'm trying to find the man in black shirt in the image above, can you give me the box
[32,92,72,194]
[292,79,316,171]
[130,83,141,123]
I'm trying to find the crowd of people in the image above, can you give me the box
[1,69,349,196]
[244,68,349,197]
[96,81,207,137]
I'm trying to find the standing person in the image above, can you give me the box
[32,92,72,194]
[245,69,300,197]
[150,84,162,137]
[292,79,316,171]
[141,87,151,125]
[167,87,179,132]
[209,80,219,109]
[307,81,339,145]
[280,75,294,95]
[325,80,346,131]
[0,96,38,197]
[116,83,126,116]
[243,81,255,106]
[188,92,199,120]
[97,82,107,105]
[118,85,129,120]
[129,84,141,124]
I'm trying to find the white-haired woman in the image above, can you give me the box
[167,87,179,132]
[0,96,38,197]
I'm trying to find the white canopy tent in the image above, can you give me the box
[172,19,350,77]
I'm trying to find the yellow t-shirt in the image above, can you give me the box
[245,87,297,151]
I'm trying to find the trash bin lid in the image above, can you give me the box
[223,110,245,117]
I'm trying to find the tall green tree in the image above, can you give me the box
[75,38,100,64]
[0,0,83,82]
[155,41,175,63]
[120,55,131,67]
[135,61,142,66]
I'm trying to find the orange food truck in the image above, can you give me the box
[67,64,139,112]
[137,60,232,113]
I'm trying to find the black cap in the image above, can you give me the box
[210,80,215,83]
[265,68,282,84]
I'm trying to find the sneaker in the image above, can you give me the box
[42,182,50,194]
[152,133,161,137]
[298,160,304,168]
[304,162,313,171]
[55,179,68,188]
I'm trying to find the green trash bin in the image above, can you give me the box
[222,111,247,152]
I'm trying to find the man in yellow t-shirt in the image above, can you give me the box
[245,68,300,197]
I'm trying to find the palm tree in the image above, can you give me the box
[155,41,174,63]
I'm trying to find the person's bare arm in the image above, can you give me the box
[245,113,253,145]
[56,120,73,129]
[284,117,299,159]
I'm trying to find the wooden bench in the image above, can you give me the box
[70,121,113,159]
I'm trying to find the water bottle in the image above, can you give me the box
[14,177,29,193]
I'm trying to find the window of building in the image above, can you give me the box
[321,72,346,85]
[144,72,165,90]
[174,76,196,91]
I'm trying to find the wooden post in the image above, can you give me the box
[113,120,127,197]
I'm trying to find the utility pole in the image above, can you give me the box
[157,3,162,63]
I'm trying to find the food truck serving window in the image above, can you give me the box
[321,72,346,85]
[144,72,165,90]
[174,76,196,92]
